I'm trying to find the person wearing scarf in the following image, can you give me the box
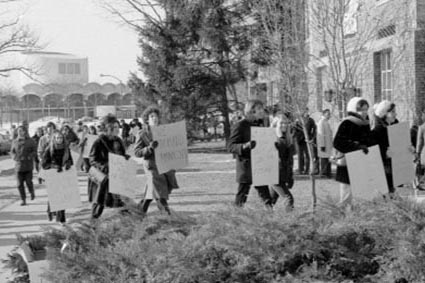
[333,97,375,208]
[42,130,73,223]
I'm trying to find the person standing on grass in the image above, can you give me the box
[294,108,318,175]
[41,130,73,223]
[269,114,295,211]
[11,126,37,206]
[317,109,333,178]
[333,97,373,208]
[32,127,44,184]
[228,99,274,207]
[89,114,128,219]
[134,106,179,215]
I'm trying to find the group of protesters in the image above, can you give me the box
[228,97,420,211]
[9,105,178,224]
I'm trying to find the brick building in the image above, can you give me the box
[308,0,425,123]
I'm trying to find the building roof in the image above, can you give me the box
[21,51,87,60]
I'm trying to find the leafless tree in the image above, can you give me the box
[251,0,319,210]
[0,0,40,78]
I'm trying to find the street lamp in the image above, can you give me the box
[100,73,134,117]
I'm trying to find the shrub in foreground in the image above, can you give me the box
[6,199,425,282]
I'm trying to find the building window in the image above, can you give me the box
[74,63,81,74]
[381,50,392,100]
[67,63,74,74]
[377,24,396,39]
[58,63,66,74]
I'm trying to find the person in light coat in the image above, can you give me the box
[134,106,179,215]
[317,109,333,178]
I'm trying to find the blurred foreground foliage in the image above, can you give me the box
[5,198,425,282]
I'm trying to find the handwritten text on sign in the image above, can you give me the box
[251,127,279,186]
[152,121,188,174]
[44,166,82,212]
[388,122,415,186]
[109,153,139,198]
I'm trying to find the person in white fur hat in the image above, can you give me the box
[333,97,374,207]
[371,100,398,195]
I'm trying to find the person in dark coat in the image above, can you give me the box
[333,97,374,207]
[371,100,399,195]
[294,108,318,175]
[89,114,128,219]
[42,130,73,223]
[62,124,79,146]
[78,125,91,173]
[32,127,44,184]
[269,114,295,211]
[228,99,273,207]
[11,126,37,206]
[134,106,179,215]
[120,119,131,147]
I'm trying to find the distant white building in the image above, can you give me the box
[0,51,134,124]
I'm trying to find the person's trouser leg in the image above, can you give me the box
[235,183,250,207]
[303,144,310,174]
[269,186,279,205]
[338,183,352,207]
[320,158,331,177]
[270,184,294,211]
[24,171,34,199]
[16,172,26,202]
[298,143,305,173]
[254,185,273,207]
[140,199,153,213]
[157,198,171,214]
[56,210,66,223]
[91,203,104,219]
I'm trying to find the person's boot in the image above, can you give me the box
[20,200,26,206]
[38,178,43,184]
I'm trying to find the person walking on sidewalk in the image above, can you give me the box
[41,131,73,223]
[32,127,44,184]
[11,126,37,206]
[37,122,57,183]
[89,114,128,218]
[228,99,274,207]
[317,109,333,178]
[134,106,179,215]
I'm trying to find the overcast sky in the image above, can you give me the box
[18,0,141,84]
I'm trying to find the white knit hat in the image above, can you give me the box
[346,97,362,113]
[374,100,392,118]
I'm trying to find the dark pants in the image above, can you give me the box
[320,158,331,177]
[297,142,309,174]
[235,183,273,207]
[47,203,66,223]
[269,184,294,209]
[91,203,104,219]
[82,158,90,173]
[17,171,34,201]
[139,198,171,214]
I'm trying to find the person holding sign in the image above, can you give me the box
[333,97,374,207]
[228,100,273,207]
[134,106,179,215]
[37,122,57,183]
[269,114,295,210]
[41,131,73,223]
[89,114,128,218]
[371,100,399,195]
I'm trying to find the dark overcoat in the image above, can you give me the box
[333,113,374,184]
[228,119,253,184]
[275,135,295,188]
[88,134,126,207]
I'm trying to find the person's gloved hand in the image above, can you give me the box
[124,154,131,160]
[243,141,256,150]
[149,140,159,149]
[287,179,294,189]
[274,142,279,150]
[359,145,369,154]
[320,147,326,152]
[57,167,63,173]
[65,164,71,170]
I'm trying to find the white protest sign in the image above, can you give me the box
[28,260,51,283]
[152,121,188,174]
[44,166,82,212]
[109,153,139,198]
[346,145,388,198]
[251,127,279,186]
[82,134,98,158]
[388,122,415,187]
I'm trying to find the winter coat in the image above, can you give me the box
[228,119,254,184]
[317,117,333,158]
[333,113,374,184]
[275,135,295,188]
[37,134,53,162]
[88,134,126,207]
[11,137,37,172]
[294,117,316,145]
[42,145,73,170]
[64,130,79,145]
[121,123,131,139]
[134,126,179,200]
